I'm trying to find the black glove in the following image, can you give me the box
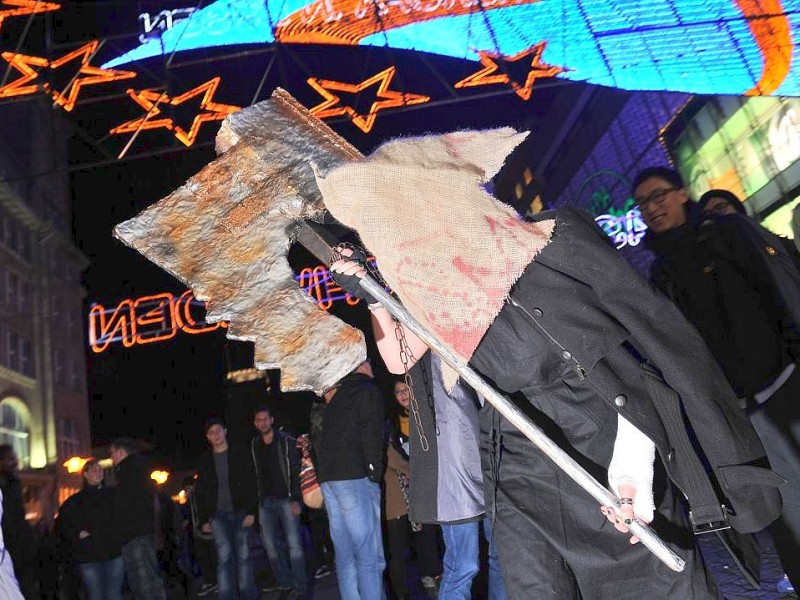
[330,245,380,305]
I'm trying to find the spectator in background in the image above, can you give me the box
[251,404,307,597]
[195,417,259,600]
[698,189,747,217]
[110,437,167,600]
[317,360,386,600]
[0,445,37,598]
[384,385,442,600]
[0,487,24,599]
[182,475,218,597]
[58,459,124,600]
[635,166,800,593]
[305,402,336,581]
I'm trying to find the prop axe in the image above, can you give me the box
[115,88,684,572]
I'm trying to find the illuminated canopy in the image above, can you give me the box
[104,0,799,96]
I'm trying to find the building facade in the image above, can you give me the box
[0,98,91,525]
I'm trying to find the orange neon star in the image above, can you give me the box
[0,51,47,98]
[0,0,60,32]
[0,41,137,109]
[454,42,566,101]
[49,41,137,111]
[307,66,430,133]
[110,77,241,147]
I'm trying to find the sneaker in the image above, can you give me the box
[777,575,796,596]
[314,565,332,579]
[197,583,216,597]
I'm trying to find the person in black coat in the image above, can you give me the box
[331,204,782,599]
[194,417,259,600]
[635,167,800,590]
[58,459,124,600]
[110,437,167,600]
[0,444,36,599]
[317,360,387,600]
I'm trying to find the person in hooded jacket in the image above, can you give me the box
[635,166,800,591]
[58,459,124,600]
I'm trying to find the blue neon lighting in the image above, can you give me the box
[103,0,800,96]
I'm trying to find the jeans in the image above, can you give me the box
[211,511,258,600]
[439,518,506,600]
[321,478,386,600]
[749,367,800,588]
[258,497,307,592]
[78,556,125,600]
[121,535,166,600]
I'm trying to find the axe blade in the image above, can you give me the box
[113,89,366,395]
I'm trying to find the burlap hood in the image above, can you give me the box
[314,128,555,379]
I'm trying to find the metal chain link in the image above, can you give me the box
[395,320,429,452]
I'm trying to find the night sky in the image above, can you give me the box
[30,0,584,469]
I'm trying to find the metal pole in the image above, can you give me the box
[357,275,687,573]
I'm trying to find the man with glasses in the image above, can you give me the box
[634,166,800,593]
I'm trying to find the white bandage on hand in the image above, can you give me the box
[607,414,656,523]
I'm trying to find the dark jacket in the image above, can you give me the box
[113,453,157,545]
[195,444,258,525]
[58,485,121,563]
[470,206,782,534]
[250,430,302,503]
[317,372,385,484]
[0,476,36,572]
[647,212,794,397]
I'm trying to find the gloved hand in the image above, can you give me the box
[329,244,380,305]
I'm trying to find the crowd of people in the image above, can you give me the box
[2,162,800,600]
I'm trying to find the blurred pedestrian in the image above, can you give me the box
[110,437,167,600]
[251,404,307,597]
[58,459,124,600]
[195,417,259,600]
[0,445,36,598]
[182,475,218,597]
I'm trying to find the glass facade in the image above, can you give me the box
[673,97,800,237]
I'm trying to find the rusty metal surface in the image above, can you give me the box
[113,89,366,394]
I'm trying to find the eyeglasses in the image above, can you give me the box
[394,387,410,395]
[634,187,677,210]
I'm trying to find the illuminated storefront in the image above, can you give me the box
[669,96,800,238]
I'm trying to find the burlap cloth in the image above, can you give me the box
[315,128,555,387]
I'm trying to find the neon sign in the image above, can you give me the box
[0,41,137,110]
[109,77,240,147]
[595,205,648,250]
[102,0,800,97]
[0,0,60,32]
[139,8,197,43]
[88,290,227,354]
[308,66,430,133]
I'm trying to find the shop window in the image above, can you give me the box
[0,399,30,469]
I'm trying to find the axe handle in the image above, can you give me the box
[294,221,686,573]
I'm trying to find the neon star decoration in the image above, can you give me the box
[307,66,430,133]
[454,42,566,101]
[0,41,137,110]
[110,77,241,147]
[0,0,60,32]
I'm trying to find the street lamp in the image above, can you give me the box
[63,457,90,474]
[150,470,169,485]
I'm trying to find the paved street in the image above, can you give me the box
[168,526,796,600]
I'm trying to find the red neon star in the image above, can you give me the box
[307,66,430,133]
[0,0,60,32]
[49,41,137,111]
[110,77,240,147]
[454,42,566,101]
[0,51,47,98]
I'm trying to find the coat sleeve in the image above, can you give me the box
[357,383,386,483]
[286,436,303,503]
[386,444,410,476]
[554,207,767,465]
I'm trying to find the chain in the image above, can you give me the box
[396,320,429,452]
